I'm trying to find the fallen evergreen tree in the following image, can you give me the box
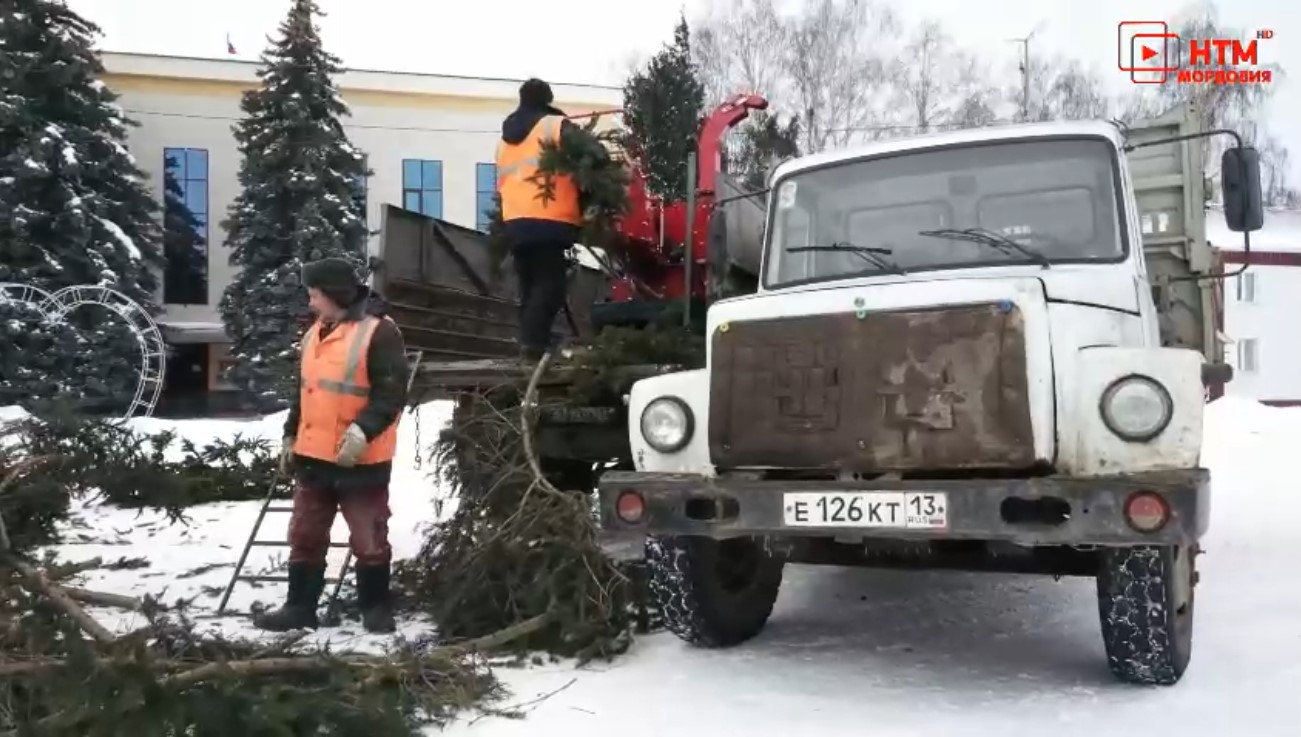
[398,325,705,661]
[0,407,284,537]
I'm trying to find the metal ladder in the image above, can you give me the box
[217,350,424,617]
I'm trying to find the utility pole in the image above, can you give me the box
[1006,24,1041,121]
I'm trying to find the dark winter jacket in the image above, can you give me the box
[499,103,582,248]
[283,288,409,490]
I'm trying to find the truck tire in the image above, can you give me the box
[1096,544,1197,685]
[646,535,784,648]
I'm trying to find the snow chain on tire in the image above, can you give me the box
[1096,544,1197,686]
[647,535,784,648]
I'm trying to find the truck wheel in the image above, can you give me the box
[1096,544,1197,685]
[647,535,784,648]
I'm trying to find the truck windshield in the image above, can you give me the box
[764,137,1126,288]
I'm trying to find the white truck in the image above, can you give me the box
[597,101,1264,685]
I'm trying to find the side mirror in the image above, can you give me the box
[1222,147,1264,233]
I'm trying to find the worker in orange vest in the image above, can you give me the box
[496,78,583,361]
[255,257,409,634]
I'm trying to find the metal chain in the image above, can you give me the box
[405,350,425,471]
[412,402,423,471]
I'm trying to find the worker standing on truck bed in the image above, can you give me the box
[255,257,409,634]
[496,78,582,361]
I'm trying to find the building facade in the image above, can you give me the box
[1210,206,1301,405]
[100,52,621,407]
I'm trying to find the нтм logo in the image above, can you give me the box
[1117,21,1273,85]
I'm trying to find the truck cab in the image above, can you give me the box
[597,104,1263,686]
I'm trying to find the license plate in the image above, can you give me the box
[782,492,948,529]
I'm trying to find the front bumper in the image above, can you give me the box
[597,470,1210,560]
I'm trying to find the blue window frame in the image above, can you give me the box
[162,147,209,305]
[401,159,442,219]
[476,162,497,232]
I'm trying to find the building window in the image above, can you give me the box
[1237,338,1259,373]
[476,162,497,232]
[402,159,442,219]
[1236,272,1257,303]
[162,147,209,305]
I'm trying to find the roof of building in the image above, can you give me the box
[99,51,624,107]
[1208,205,1301,253]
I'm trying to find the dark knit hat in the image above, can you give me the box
[519,78,554,108]
[302,257,360,308]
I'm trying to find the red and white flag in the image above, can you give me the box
[226,33,237,55]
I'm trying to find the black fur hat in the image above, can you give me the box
[302,257,360,308]
[519,78,554,108]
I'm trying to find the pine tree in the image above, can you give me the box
[218,0,370,409]
[0,0,165,415]
[734,111,802,192]
[621,13,706,202]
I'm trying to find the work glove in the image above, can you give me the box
[278,437,294,476]
[335,423,368,468]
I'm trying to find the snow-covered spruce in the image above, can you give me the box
[217,0,371,409]
[0,0,165,412]
[646,535,784,647]
[1096,544,1197,685]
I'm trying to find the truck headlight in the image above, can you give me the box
[1099,375,1173,442]
[640,396,694,453]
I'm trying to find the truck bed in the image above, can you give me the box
[375,204,605,365]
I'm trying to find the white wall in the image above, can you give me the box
[1222,265,1301,401]
[104,55,621,330]
[1210,207,1301,402]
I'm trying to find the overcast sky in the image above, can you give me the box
[72,0,1298,181]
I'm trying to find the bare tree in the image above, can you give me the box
[1020,55,1110,121]
[1156,6,1281,142]
[783,0,898,151]
[693,0,902,152]
[1117,4,1291,203]
[692,0,786,105]
[948,54,1001,129]
[897,20,953,132]
[1115,88,1167,124]
[1256,134,1300,208]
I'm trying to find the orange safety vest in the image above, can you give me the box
[292,315,400,466]
[496,115,582,225]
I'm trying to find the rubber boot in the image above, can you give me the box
[252,563,324,632]
[355,563,397,634]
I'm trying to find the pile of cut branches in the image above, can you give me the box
[534,119,631,254]
[0,455,542,735]
[398,324,704,661]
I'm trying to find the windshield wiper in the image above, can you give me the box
[917,227,1051,268]
[787,241,908,275]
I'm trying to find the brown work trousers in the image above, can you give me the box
[287,480,392,567]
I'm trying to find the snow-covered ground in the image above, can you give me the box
[11,398,1301,735]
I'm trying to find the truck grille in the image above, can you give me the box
[708,303,1036,471]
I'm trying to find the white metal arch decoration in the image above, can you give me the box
[0,283,56,318]
[0,283,167,419]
